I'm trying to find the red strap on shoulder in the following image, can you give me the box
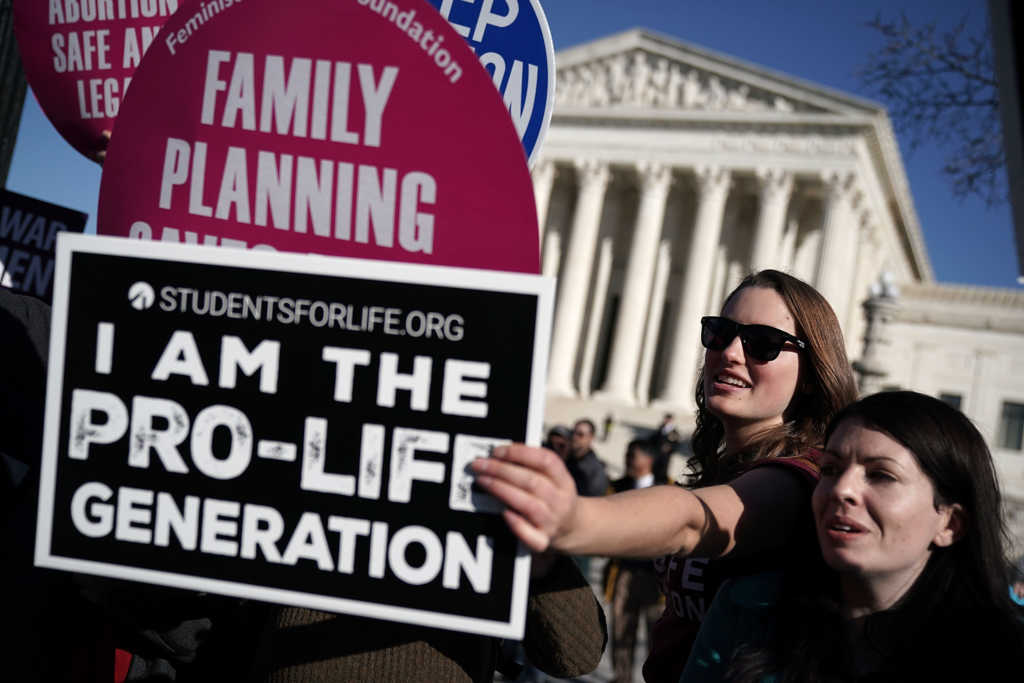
[114,649,132,683]
[744,447,823,484]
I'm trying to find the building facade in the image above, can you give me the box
[536,29,1024,548]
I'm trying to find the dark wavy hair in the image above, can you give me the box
[727,391,1024,681]
[689,270,858,485]
[828,391,1013,612]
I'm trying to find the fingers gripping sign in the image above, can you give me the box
[471,444,580,553]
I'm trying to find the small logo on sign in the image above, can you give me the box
[128,282,156,310]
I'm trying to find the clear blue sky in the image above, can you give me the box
[7,0,1020,288]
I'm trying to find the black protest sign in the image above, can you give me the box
[36,234,553,638]
[0,189,87,302]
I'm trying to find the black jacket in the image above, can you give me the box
[567,449,608,497]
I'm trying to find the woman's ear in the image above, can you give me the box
[933,503,965,548]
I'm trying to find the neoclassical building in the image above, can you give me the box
[534,29,1024,546]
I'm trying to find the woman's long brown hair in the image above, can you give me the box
[688,270,858,485]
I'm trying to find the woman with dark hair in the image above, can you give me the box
[473,270,858,681]
[682,391,1024,681]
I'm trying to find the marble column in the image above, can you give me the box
[541,230,562,280]
[595,162,673,403]
[845,217,877,356]
[707,240,729,317]
[531,159,557,243]
[656,166,732,409]
[794,227,821,284]
[578,235,615,397]
[814,171,859,334]
[778,203,801,274]
[636,240,672,403]
[724,259,745,302]
[707,198,742,316]
[547,160,612,397]
[748,169,794,272]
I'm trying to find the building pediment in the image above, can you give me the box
[555,29,882,119]
[550,29,935,284]
[556,49,816,114]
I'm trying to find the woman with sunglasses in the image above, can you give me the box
[682,391,1024,681]
[472,270,857,682]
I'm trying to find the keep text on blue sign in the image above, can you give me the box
[430,0,555,165]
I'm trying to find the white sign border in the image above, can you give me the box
[35,233,554,640]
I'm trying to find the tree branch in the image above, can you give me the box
[859,11,1006,205]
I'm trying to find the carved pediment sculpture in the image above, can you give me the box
[556,50,804,113]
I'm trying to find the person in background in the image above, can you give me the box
[565,418,610,581]
[682,391,1024,681]
[654,414,677,442]
[543,425,572,462]
[603,413,615,441]
[604,440,668,683]
[471,270,858,682]
[648,413,682,483]
[1,286,146,681]
[0,287,75,681]
[567,418,609,499]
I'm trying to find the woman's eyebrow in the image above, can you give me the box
[820,451,901,466]
[859,455,902,467]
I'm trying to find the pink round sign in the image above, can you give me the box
[97,0,539,273]
[13,0,179,159]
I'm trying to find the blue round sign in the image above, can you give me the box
[428,0,555,166]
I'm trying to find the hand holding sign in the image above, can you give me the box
[471,443,581,553]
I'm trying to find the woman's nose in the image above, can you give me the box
[830,467,861,505]
[721,334,745,362]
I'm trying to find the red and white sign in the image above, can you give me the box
[13,0,179,159]
[96,0,540,273]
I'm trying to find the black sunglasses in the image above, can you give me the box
[700,316,806,362]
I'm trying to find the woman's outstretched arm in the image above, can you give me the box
[471,444,805,559]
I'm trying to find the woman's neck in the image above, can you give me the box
[722,419,783,456]
[838,569,922,619]
[837,564,932,678]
